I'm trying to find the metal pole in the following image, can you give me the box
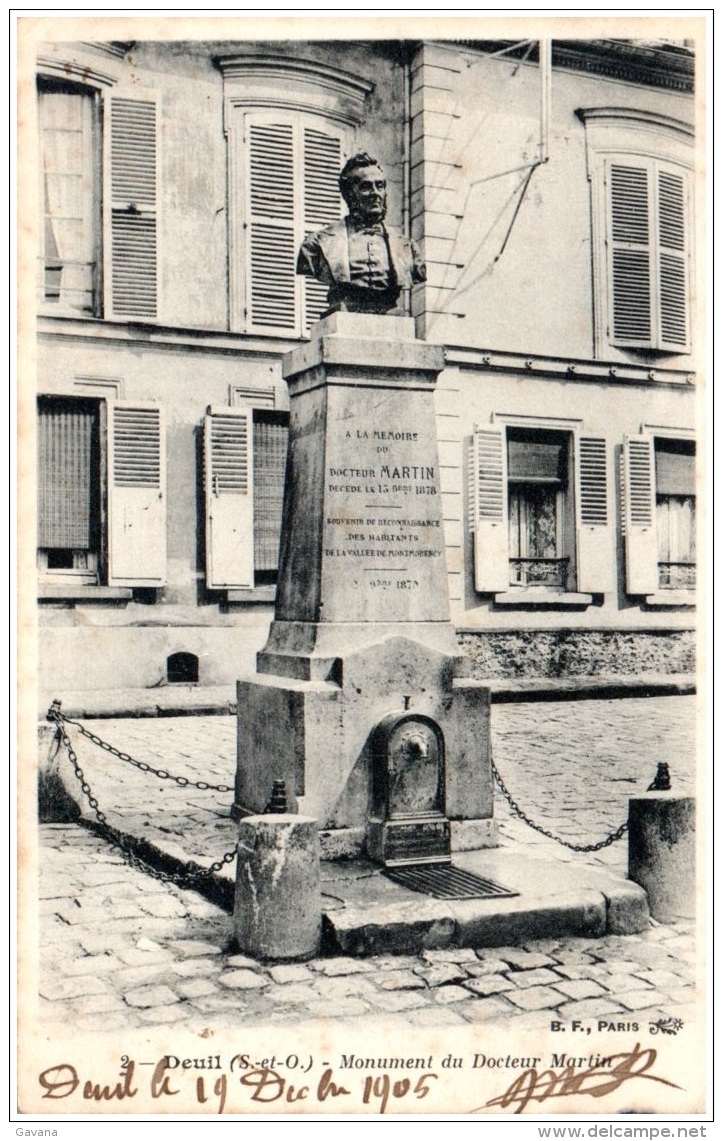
[539,39,551,164]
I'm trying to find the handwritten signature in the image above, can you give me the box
[473,1043,682,1114]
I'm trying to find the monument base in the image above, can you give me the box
[235,636,494,840]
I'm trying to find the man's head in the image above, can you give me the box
[339,153,387,224]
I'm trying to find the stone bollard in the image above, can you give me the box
[628,794,695,922]
[38,723,81,823]
[234,814,321,961]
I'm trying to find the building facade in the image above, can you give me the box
[33,37,698,691]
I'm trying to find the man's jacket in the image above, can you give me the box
[296,218,426,287]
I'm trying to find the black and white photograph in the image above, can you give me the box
[15,12,708,1121]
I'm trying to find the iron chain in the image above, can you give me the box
[50,708,233,793]
[491,758,629,852]
[49,709,238,888]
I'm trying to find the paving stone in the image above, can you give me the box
[463,974,517,997]
[270,984,320,1005]
[466,957,514,977]
[122,984,180,1009]
[595,958,645,975]
[434,985,473,1004]
[71,993,128,1015]
[507,967,565,989]
[116,946,174,967]
[555,998,629,1020]
[422,948,479,964]
[138,896,189,919]
[166,939,224,958]
[218,970,270,990]
[268,964,315,985]
[406,1005,469,1026]
[631,969,690,989]
[299,998,372,1018]
[114,964,173,989]
[377,970,427,991]
[503,986,565,1011]
[311,958,373,976]
[368,955,424,971]
[365,990,430,1013]
[171,959,224,979]
[184,994,251,1015]
[616,991,670,1012]
[550,978,610,1001]
[603,972,656,995]
[40,975,111,1001]
[311,975,377,1000]
[549,949,597,966]
[498,949,559,970]
[62,953,125,976]
[413,963,468,987]
[460,996,518,1022]
[174,978,219,999]
[225,954,264,970]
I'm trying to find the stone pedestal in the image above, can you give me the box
[235,313,494,857]
[234,815,321,961]
[628,794,696,922]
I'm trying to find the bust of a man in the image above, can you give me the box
[296,152,426,315]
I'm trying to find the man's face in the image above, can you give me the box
[347,165,387,224]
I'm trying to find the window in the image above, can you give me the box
[219,54,372,338]
[37,76,159,321]
[240,112,347,335]
[606,159,691,351]
[38,79,101,316]
[37,395,166,591]
[507,429,573,589]
[623,433,696,597]
[577,108,694,357]
[204,406,289,590]
[470,425,611,599]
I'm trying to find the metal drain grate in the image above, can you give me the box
[384,863,519,900]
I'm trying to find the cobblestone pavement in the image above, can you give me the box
[36,697,700,1029]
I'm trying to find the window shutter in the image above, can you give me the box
[657,169,689,349]
[246,119,297,332]
[470,426,509,593]
[609,163,652,346]
[302,124,344,329]
[107,401,166,585]
[205,407,254,589]
[575,436,612,593]
[623,434,658,595]
[38,400,96,550]
[106,91,159,320]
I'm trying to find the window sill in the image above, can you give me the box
[644,591,696,607]
[494,589,594,608]
[38,584,133,601]
[226,587,277,603]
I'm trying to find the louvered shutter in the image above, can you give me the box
[575,436,612,593]
[301,124,344,330]
[623,434,658,595]
[657,169,689,350]
[246,119,297,332]
[470,426,509,593]
[105,91,159,320]
[205,407,254,589]
[609,163,652,346]
[107,401,166,585]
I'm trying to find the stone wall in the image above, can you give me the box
[458,629,695,679]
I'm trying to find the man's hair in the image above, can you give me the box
[339,153,385,206]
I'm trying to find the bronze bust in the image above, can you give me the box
[296,152,426,315]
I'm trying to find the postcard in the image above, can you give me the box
[15,12,709,1123]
